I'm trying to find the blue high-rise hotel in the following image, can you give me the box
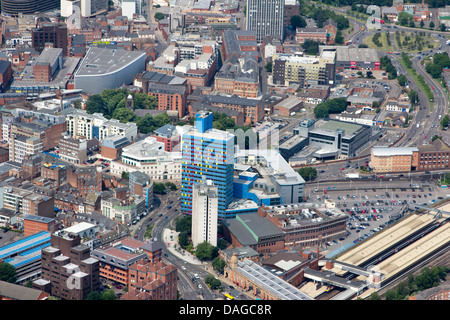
[181,112,235,219]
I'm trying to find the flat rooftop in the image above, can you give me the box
[313,119,365,137]
[76,47,145,76]
[337,47,379,62]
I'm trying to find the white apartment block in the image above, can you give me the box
[64,108,138,142]
[191,180,218,248]
[109,136,182,181]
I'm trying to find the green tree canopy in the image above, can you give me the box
[290,15,307,29]
[195,241,219,261]
[101,289,117,300]
[176,215,192,235]
[397,74,407,87]
[297,167,318,181]
[154,12,165,20]
[314,98,348,118]
[205,274,222,290]
[153,182,167,194]
[85,291,102,300]
[212,257,226,274]
[0,263,16,283]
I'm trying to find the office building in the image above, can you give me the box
[100,135,130,159]
[272,51,336,87]
[80,0,108,17]
[33,230,100,300]
[9,135,43,164]
[221,29,258,61]
[125,258,177,300]
[181,112,235,218]
[0,60,12,91]
[110,136,182,181]
[58,133,88,164]
[192,180,219,248]
[147,82,188,118]
[246,0,284,42]
[308,119,372,160]
[31,24,69,57]
[129,171,153,208]
[214,53,260,98]
[371,146,419,174]
[91,237,150,285]
[234,149,305,207]
[295,19,337,45]
[370,139,450,173]
[1,187,54,217]
[100,196,146,223]
[23,215,58,237]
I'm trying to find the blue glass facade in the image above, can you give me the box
[181,113,235,219]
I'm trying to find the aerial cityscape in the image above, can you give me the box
[0,0,449,306]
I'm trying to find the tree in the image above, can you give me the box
[212,257,226,274]
[112,107,137,123]
[397,74,407,87]
[429,21,435,29]
[195,241,219,261]
[297,167,318,181]
[441,114,450,128]
[398,12,414,26]
[121,171,129,180]
[205,275,222,290]
[85,94,107,115]
[426,62,444,78]
[302,39,320,55]
[440,23,446,32]
[154,12,165,20]
[73,100,83,109]
[85,291,102,300]
[101,289,117,300]
[369,292,382,300]
[0,263,16,283]
[264,61,273,72]
[335,30,344,45]
[179,232,189,248]
[408,90,419,105]
[420,20,424,28]
[314,104,329,118]
[176,215,192,234]
[153,182,167,194]
[290,15,307,29]
[165,182,177,191]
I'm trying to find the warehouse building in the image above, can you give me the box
[334,46,380,71]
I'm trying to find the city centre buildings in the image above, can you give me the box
[181,112,235,218]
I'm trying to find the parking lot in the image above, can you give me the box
[305,181,450,257]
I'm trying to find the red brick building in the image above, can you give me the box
[125,259,178,300]
[417,139,450,171]
[295,19,337,45]
[147,82,188,118]
[23,214,58,237]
